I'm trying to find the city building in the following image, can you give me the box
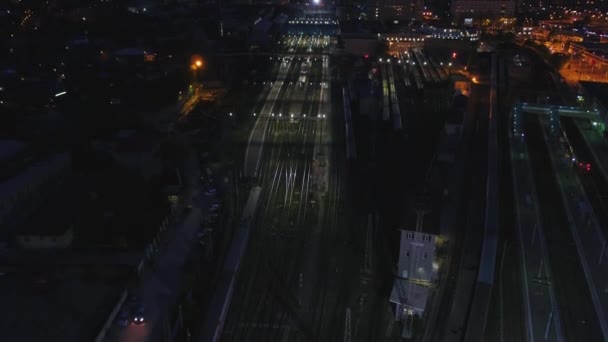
[451,0,515,24]
[15,201,74,249]
[367,0,424,21]
[425,0,451,20]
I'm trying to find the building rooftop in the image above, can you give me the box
[0,267,128,342]
[17,190,73,235]
[0,153,70,204]
[0,140,26,162]
[94,129,160,156]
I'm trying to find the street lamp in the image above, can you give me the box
[190,57,204,91]
[191,57,203,71]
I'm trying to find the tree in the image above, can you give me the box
[549,53,568,70]
[582,15,592,27]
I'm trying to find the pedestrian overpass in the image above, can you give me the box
[518,103,600,119]
[512,102,602,136]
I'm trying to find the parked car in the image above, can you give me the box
[115,309,130,327]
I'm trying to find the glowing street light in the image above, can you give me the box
[191,55,204,70]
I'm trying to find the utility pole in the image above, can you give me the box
[362,214,374,276]
[344,307,352,342]
[414,195,431,232]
